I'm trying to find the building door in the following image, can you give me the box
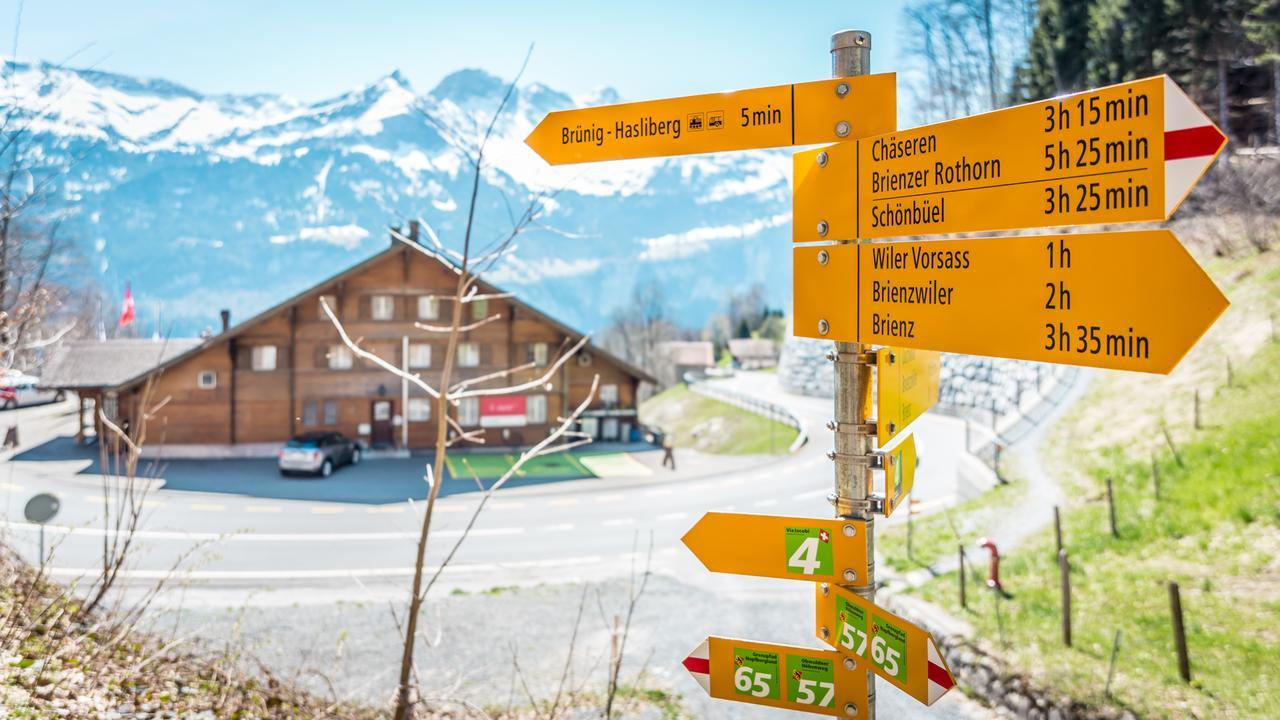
[371,400,394,448]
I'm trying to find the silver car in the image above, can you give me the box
[277,432,362,477]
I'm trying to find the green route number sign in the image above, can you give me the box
[733,648,781,700]
[785,526,833,576]
[787,654,836,710]
[836,597,907,682]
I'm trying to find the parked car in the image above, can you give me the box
[0,374,64,410]
[277,432,362,477]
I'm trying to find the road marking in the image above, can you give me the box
[791,488,830,501]
[540,523,575,532]
[549,498,579,507]
[309,506,345,515]
[84,495,107,503]
[490,501,525,510]
[0,520,522,542]
[657,512,689,522]
[602,518,636,527]
[718,478,744,488]
[433,503,469,513]
[595,494,625,503]
[0,482,24,491]
[644,488,673,497]
[190,503,225,512]
[365,505,406,514]
[752,499,779,508]
[246,505,283,514]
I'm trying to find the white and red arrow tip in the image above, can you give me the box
[927,637,956,704]
[683,640,711,694]
[1164,76,1228,217]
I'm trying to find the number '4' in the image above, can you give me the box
[789,537,822,574]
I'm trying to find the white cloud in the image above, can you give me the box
[637,212,790,262]
[484,256,602,285]
[269,224,369,250]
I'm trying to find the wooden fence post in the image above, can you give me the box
[1106,477,1119,539]
[1161,423,1185,468]
[1053,505,1063,554]
[1169,581,1192,683]
[1193,389,1201,429]
[1152,451,1161,501]
[1105,630,1122,698]
[958,543,967,611]
[1059,548,1072,647]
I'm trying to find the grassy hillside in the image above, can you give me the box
[910,249,1280,719]
[639,384,797,455]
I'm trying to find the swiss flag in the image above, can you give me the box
[118,283,135,328]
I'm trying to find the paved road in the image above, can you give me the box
[0,380,995,719]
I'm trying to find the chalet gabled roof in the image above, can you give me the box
[112,236,657,389]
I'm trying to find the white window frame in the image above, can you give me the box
[328,345,354,370]
[251,345,277,371]
[408,343,432,369]
[407,398,432,422]
[457,342,480,368]
[526,395,547,424]
[471,297,489,320]
[417,295,440,320]
[600,383,619,405]
[370,295,395,321]
[197,371,217,389]
[531,342,549,367]
[458,397,479,427]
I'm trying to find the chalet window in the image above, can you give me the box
[197,371,217,389]
[251,346,277,371]
[302,401,318,426]
[458,397,479,427]
[600,384,619,406]
[370,295,395,321]
[408,343,432,369]
[318,294,337,320]
[471,297,489,320]
[417,296,439,320]
[457,342,480,368]
[528,342,549,367]
[526,395,547,424]
[328,345,354,370]
[323,400,339,425]
[407,398,431,422]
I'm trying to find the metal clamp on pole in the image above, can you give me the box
[825,419,877,435]
[826,348,878,364]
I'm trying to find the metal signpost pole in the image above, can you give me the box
[830,28,876,720]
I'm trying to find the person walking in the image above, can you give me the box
[661,431,676,471]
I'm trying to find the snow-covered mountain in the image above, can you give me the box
[4,59,796,333]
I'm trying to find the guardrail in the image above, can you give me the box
[686,380,809,454]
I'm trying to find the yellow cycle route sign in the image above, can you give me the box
[525,74,896,164]
[682,512,869,585]
[683,636,868,717]
[876,348,940,446]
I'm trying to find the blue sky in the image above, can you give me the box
[0,1,907,102]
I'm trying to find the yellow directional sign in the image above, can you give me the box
[525,74,896,165]
[793,230,1228,373]
[814,584,955,706]
[683,636,868,717]
[881,435,917,518]
[876,348,940,445]
[793,75,1226,241]
[682,512,869,585]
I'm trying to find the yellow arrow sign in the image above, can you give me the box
[793,75,1226,241]
[525,74,896,165]
[877,348,940,446]
[881,434,917,518]
[793,230,1228,373]
[682,512,869,585]
[814,584,955,706]
[683,636,868,717]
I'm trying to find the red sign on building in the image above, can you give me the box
[480,395,527,428]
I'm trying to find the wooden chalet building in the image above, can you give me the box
[51,225,654,453]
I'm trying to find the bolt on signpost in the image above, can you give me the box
[526,24,1228,720]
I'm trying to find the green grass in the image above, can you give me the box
[879,475,1026,573]
[913,340,1280,719]
[639,384,798,455]
[446,451,596,480]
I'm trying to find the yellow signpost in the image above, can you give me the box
[793,76,1227,241]
[683,636,868,717]
[881,435,917,518]
[876,348,940,445]
[814,583,956,706]
[794,230,1228,373]
[524,74,896,165]
[682,512,869,585]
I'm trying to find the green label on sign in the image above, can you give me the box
[835,596,869,658]
[871,613,908,682]
[784,526,832,576]
[733,648,780,700]
[786,654,836,709]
